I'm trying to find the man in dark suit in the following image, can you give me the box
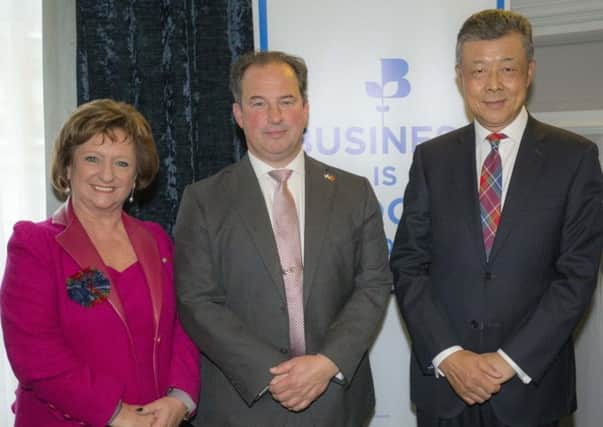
[174,51,391,426]
[390,9,603,427]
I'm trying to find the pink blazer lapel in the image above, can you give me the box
[52,202,128,326]
[52,202,163,330]
[122,214,163,329]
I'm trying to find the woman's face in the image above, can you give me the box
[67,128,137,216]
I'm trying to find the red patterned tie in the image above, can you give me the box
[269,169,305,356]
[479,133,506,258]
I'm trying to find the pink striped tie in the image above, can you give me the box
[269,169,305,356]
[479,133,506,258]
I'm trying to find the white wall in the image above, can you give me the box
[528,42,603,427]
[1,1,48,423]
[515,3,603,424]
[528,40,603,112]
[43,0,76,215]
[574,268,603,427]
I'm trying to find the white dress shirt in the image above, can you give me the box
[433,107,532,384]
[474,107,526,207]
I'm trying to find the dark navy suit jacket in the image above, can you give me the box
[390,116,603,426]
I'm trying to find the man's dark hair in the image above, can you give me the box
[456,9,534,64]
[230,51,308,103]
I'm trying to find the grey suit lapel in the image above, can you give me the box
[453,125,488,265]
[489,117,546,261]
[303,155,336,306]
[228,156,286,302]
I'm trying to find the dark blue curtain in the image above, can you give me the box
[76,0,253,234]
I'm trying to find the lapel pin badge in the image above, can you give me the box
[323,173,335,182]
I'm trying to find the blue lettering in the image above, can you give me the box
[382,166,396,186]
[302,132,312,153]
[412,126,432,150]
[370,126,377,154]
[388,197,404,225]
[382,127,407,154]
[316,127,340,155]
[302,125,453,156]
[345,127,365,155]
[373,166,396,186]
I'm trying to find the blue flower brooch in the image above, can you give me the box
[66,267,111,307]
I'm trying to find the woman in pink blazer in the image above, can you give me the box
[1,99,200,427]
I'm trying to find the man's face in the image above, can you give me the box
[233,62,309,168]
[456,32,535,132]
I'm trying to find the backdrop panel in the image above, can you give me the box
[253,1,504,425]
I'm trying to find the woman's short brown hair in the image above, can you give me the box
[51,99,159,200]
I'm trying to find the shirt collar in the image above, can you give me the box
[475,106,528,144]
[248,148,306,178]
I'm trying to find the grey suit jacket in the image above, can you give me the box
[175,153,391,427]
[390,117,603,426]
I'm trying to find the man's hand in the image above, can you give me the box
[439,350,502,405]
[268,354,339,412]
[480,352,516,384]
[137,396,187,427]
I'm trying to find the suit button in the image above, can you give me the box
[280,348,289,354]
[470,320,480,329]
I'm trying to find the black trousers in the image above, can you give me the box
[417,403,560,427]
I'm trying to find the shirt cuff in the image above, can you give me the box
[257,385,269,400]
[168,388,196,417]
[497,348,532,384]
[432,345,463,378]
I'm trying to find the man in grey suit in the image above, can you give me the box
[174,51,391,426]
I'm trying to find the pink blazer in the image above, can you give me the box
[1,203,200,427]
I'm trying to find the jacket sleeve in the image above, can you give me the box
[174,186,287,406]
[501,142,603,382]
[168,319,201,404]
[0,221,122,427]
[317,177,392,382]
[153,226,201,404]
[390,145,461,373]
